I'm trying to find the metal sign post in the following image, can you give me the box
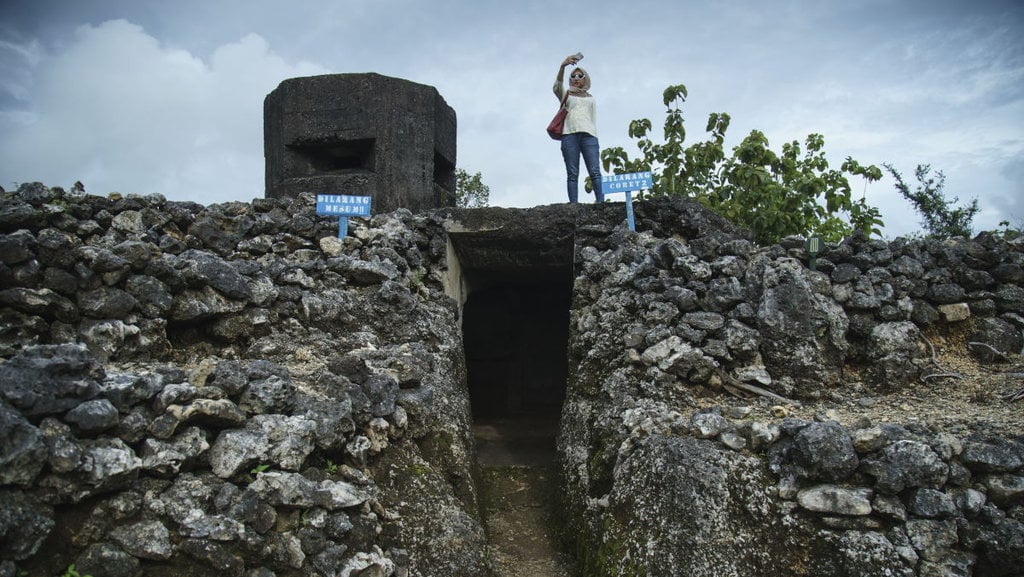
[806,236,822,271]
[601,171,653,232]
[315,194,373,238]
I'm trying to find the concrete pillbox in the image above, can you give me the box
[264,73,457,212]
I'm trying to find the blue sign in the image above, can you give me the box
[316,194,372,238]
[601,171,653,194]
[600,172,653,232]
[316,194,372,216]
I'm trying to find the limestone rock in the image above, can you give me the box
[864,321,926,391]
[750,256,849,396]
[64,398,120,434]
[108,519,174,560]
[0,490,53,560]
[208,415,317,478]
[861,440,948,494]
[797,484,873,516]
[0,401,46,486]
[248,471,368,510]
[0,343,103,417]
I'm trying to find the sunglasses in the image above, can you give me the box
[570,72,586,79]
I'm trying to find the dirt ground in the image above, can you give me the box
[474,416,577,577]
[704,322,1024,437]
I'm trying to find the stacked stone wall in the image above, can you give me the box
[561,220,1024,576]
[1,182,1022,576]
[0,183,486,577]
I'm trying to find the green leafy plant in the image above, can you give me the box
[454,168,490,208]
[61,564,93,577]
[883,163,979,239]
[996,219,1023,241]
[246,463,271,483]
[602,83,884,244]
[408,269,426,290]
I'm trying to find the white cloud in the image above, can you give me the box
[0,0,1020,239]
[0,36,42,104]
[0,19,326,201]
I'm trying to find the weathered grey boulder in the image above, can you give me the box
[796,484,872,516]
[641,335,719,383]
[101,370,168,411]
[327,254,401,285]
[140,426,210,475]
[148,398,247,439]
[0,287,78,322]
[177,249,253,300]
[370,441,491,577]
[0,490,53,560]
[749,256,849,397]
[78,286,137,319]
[125,274,174,318]
[178,538,246,575]
[361,374,399,418]
[970,316,1023,362]
[961,438,1024,473]
[691,411,731,439]
[864,321,927,391]
[0,343,103,417]
[794,421,859,482]
[238,361,294,414]
[861,440,949,494]
[75,437,142,491]
[247,471,368,510]
[208,414,317,478]
[64,398,120,434]
[0,401,45,486]
[75,542,141,577]
[0,229,36,264]
[983,474,1024,508]
[171,285,247,321]
[293,373,356,451]
[906,488,957,518]
[108,519,174,560]
[77,318,149,361]
[187,211,254,256]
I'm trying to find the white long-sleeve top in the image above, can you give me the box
[553,81,598,137]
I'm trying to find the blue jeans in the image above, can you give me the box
[561,132,604,203]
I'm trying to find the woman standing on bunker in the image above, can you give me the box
[554,53,605,204]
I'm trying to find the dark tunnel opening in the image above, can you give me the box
[462,275,573,468]
[462,280,572,419]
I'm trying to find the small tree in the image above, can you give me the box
[883,163,978,239]
[454,169,490,208]
[602,84,884,244]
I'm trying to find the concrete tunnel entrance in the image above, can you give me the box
[442,206,594,575]
[442,206,580,466]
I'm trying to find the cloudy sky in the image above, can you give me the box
[1,0,1021,238]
